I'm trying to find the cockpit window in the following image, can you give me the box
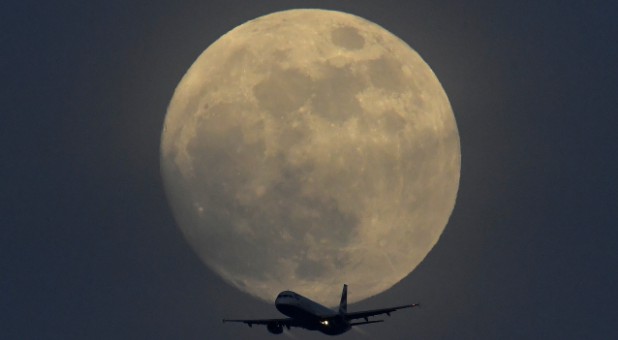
[278,292,299,299]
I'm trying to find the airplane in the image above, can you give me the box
[223,284,419,336]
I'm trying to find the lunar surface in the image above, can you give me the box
[161,9,460,305]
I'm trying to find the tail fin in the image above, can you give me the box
[339,284,348,315]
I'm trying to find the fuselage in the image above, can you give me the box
[275,291,351,335]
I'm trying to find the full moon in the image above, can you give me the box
[161,9,460,305]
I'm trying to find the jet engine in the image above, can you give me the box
[267,322,283,334]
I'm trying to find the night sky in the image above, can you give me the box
[3,1,617,339]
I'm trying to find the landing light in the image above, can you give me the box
[320,320,329,326]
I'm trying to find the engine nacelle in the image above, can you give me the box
[267,322,283,334]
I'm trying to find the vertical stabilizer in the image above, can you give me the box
[339,284,348,315]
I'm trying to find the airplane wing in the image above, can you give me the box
[345,303,420,321]
[222,317,300,328]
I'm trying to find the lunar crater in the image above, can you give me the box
[310,64,365,124]
[367,56,408,91]
[331,26,365,50]
[253,67,313,115]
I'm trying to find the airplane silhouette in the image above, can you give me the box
[223,284,419,335]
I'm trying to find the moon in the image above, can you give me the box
[161,9,460,305]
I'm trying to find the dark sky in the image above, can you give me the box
[3,1,617,339]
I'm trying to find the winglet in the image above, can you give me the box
[339,284,348,315]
